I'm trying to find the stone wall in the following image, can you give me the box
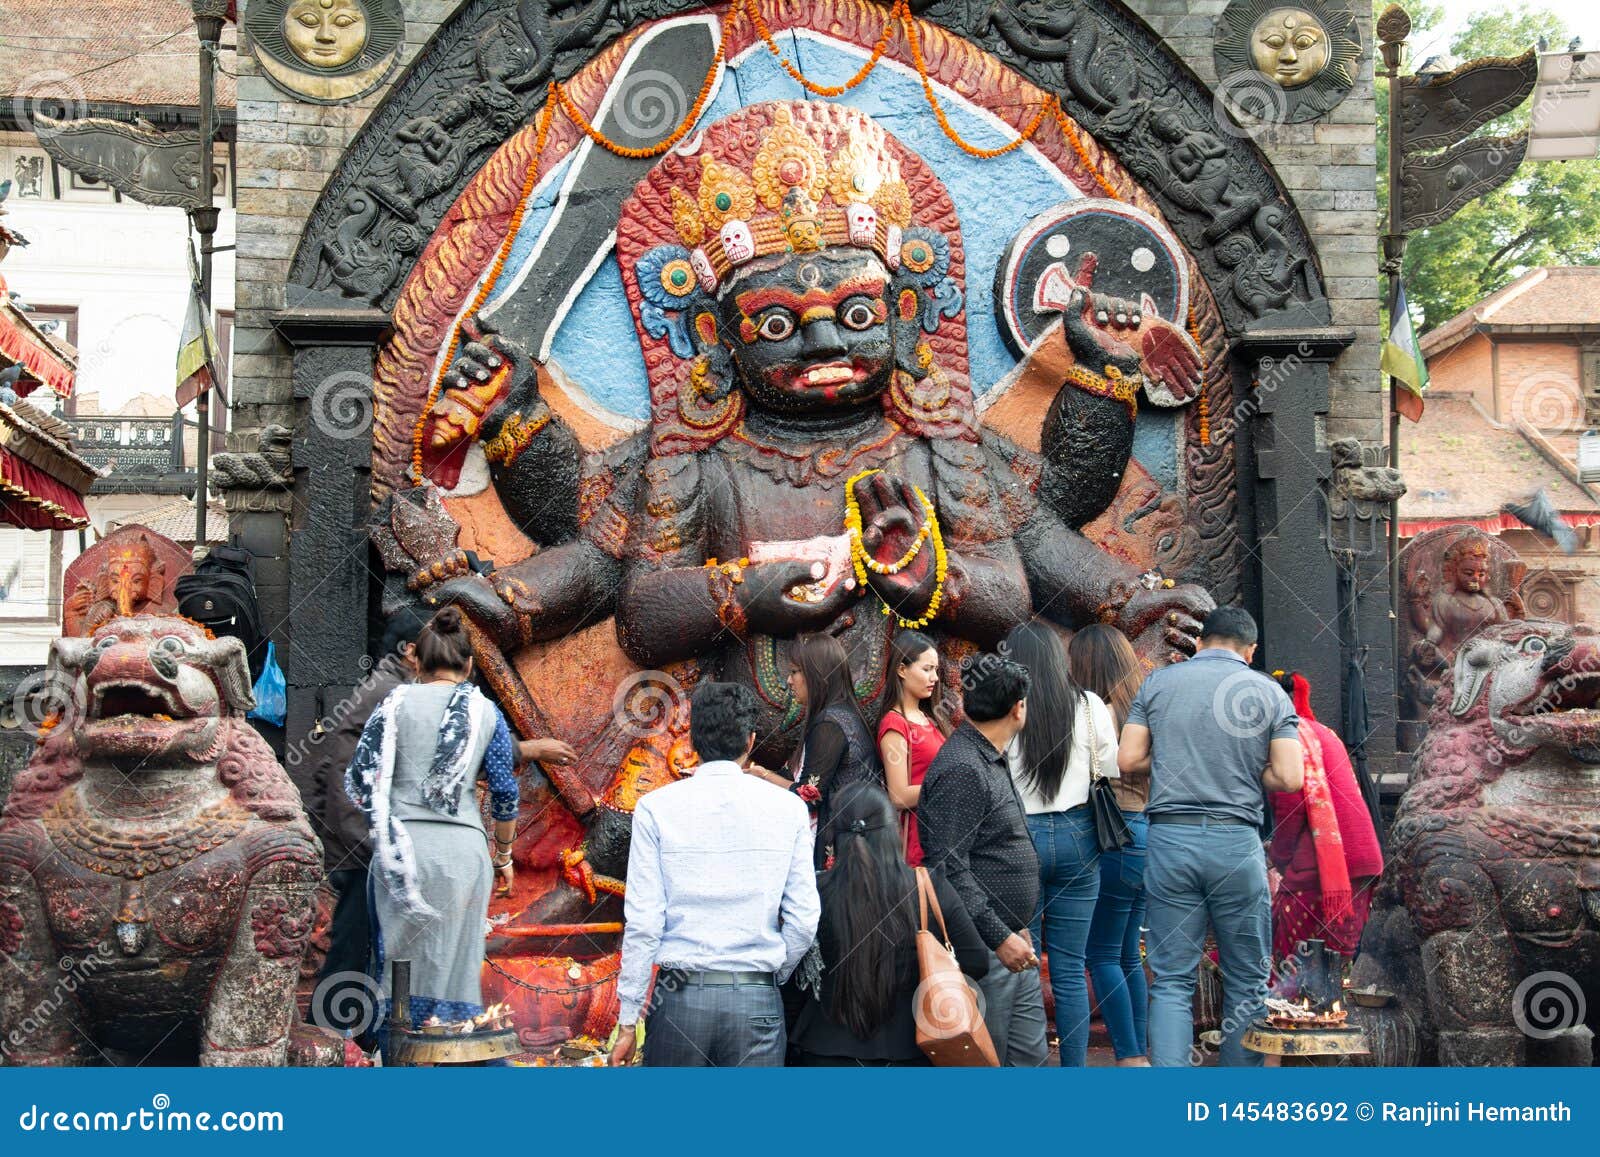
[1123,0,1383,446]
[231,0,456,650]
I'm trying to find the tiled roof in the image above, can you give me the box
[1421,267,1600,358]
[1398,393,1600,529]
[109,496,226,543]
[0,0,236,111]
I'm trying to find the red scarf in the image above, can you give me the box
[1288,675,1351,922]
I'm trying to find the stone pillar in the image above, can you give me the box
[271,308,389,800]
[1238,327,1356,725]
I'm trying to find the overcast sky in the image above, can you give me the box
[1417,0,1600,59]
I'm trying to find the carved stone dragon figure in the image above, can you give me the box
[0,616,324,1066]
[1352,619,1600,1065]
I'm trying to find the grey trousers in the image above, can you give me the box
[642,977,785,1067]
[1144,821,1271,1067]
[976,950,1050,1067]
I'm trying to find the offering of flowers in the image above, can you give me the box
[1264,996,1349,1030]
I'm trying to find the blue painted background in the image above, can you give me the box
[479,30,1177,484]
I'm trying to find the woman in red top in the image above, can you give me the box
[875,631,951,865]
[1269,672,1385,960]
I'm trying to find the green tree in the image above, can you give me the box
[1377,2,1600,332]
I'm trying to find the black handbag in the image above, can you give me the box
[1084,700,1132,853]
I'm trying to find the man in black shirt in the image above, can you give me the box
[918,654,1046,1066]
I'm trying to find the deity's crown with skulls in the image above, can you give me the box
[661,103,918,296]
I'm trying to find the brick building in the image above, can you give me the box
[1405,267,1600,624]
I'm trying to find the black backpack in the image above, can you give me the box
[175,542,267,679]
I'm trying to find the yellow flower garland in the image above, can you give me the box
[843,468,948,630]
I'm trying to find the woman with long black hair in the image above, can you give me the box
[746,633,883,867]
[875,630,952,865]
[793,783,989,1065]
[1003,619,1120,1066]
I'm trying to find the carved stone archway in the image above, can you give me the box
[275,0,1353,741]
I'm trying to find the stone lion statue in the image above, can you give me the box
[0,615,324,1066]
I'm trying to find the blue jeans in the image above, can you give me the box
[1026,808,1100,1066]
[1086,811,1148,1060]
[1145,820,1271,1067]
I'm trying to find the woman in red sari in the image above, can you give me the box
[1268,672,1385,960]
[875,631,951,866]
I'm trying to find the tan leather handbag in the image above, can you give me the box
[913,867,999,1067]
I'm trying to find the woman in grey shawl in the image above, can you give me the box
[346,606,523,1027]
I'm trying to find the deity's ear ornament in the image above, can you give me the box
[635,244,706,359]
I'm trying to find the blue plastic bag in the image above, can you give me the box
[248,641,287,727]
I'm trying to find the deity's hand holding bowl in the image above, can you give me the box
[851,471,941,621]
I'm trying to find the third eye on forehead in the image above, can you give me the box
[734,276,888,320]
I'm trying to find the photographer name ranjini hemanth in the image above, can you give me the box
[1383,1102,1573,1126]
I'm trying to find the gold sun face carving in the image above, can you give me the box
[283,0,369,69]
[1249,8,1331,88]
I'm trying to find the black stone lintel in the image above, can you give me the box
[1234,326,1358,360]
[270,307,393,348]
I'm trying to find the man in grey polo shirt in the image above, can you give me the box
[1118,606,1303,1066]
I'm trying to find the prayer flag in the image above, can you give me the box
[1381,281,1428,423]
[175,250,219,409]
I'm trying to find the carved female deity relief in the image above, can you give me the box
[1400,526,1527,720]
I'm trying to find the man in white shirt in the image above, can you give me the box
[609,681,820,1066]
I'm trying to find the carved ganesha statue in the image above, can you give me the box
[0,616,324,1066]
[1353,619,1600,1066]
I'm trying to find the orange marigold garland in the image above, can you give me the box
[1188,305,1211,446]
[747,0,903,97]
[1054,106,1122,200]
[901,7,1052,159]
[553,9,728,160]
[411,92,557,483]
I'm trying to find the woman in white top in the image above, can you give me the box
[1003,620,1120,1066]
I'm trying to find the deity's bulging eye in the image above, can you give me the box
[1521,636,1549,655]
[756,311,797,341]
[157,636,186,655]
[839,299,882,331]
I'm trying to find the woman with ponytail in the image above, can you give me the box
[346,606,524,1036]
[792,783,989,1065]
